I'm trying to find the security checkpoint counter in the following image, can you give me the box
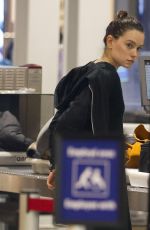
[0,165,149,228]
[126,169,149,227]
[0,165,55,230]
[0,165,52,197]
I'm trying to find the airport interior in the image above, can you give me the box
[0,0,150,230]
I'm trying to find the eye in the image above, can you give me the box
[126,43,134,49]
[137,46,143,52]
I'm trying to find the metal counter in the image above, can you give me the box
[128,185,148,212]
[0,166,54,197]
[0,166,148,211]
[0,166,149,227]
[128,186,149,226]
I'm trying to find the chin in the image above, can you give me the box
[123,63,132,68]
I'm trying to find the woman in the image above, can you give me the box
[47,10,145,190]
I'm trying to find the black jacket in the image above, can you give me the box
[49,61,125,168]
[0,111,32,151]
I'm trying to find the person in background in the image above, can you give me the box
[47,10,144,229]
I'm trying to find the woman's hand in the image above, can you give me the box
[47,169,56,190]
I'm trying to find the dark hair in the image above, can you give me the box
[103,10,144,45]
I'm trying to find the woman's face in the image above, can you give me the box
[107,30,145,68]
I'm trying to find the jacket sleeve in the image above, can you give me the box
[88,68,124,136]
[49,86,92,169]
[88,71,111,135]
[54,87,92,132]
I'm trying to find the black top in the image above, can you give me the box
[49,61,125,168]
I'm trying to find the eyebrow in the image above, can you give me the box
[126,40,144,47]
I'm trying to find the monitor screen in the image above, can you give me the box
[144,60,150,100]
[139,56,150,113]
[0,94,54,153]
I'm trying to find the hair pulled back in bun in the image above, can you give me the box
[103,10,144,45]
[115,10,128,20]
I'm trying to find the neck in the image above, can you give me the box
[95,54,119,69]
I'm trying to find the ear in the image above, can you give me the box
[106,35,114,48]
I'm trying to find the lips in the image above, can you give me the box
[127,60,134,64]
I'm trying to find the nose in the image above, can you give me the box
[131,48,139,59]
